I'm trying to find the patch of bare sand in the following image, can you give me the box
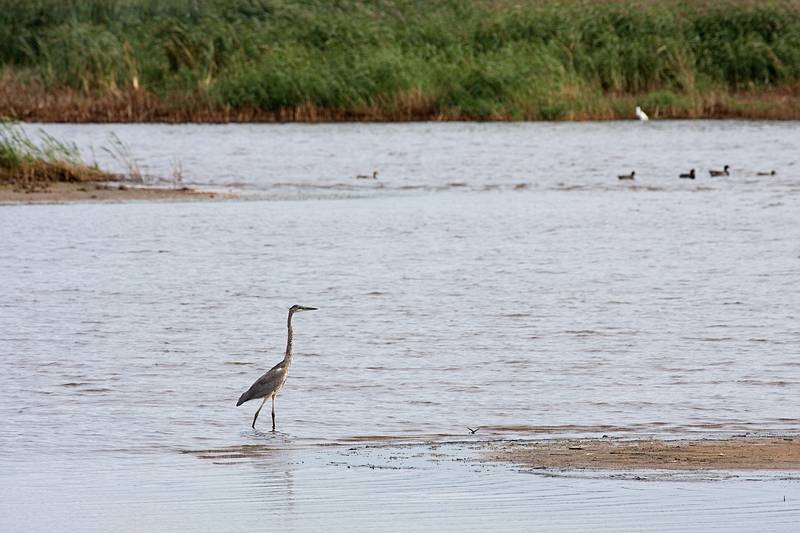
[0,181,234,204]
[494,437,800,471]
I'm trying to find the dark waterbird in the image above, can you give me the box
[757,170,777,176]
[618,171,635,180]
[237,305,317,430]
[356,171,379,180]
[709,165,730,177]
[679,169,696,179]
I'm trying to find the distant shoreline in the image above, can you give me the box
[4,85,800,123]
[4,1,800,123]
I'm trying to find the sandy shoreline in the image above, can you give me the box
[494,436,800,471]
[0,181,233,204]
[185,435,800,474]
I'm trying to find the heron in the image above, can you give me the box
[356,171,378,180]
[635,106,649,121]
[709,165,730,177]
[679,169,696,179]
[618,171,635,180]
[236,305,317,430]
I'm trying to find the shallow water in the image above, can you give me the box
[2,121,800,530]
[20,120,800,195]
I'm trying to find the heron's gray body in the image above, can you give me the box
[236,305,316,430]
[236,359,290,407]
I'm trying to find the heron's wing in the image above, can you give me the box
[237,362,286,405]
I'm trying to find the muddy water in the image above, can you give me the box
[2,121,800,530]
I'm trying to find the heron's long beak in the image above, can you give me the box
[299,306,318,311]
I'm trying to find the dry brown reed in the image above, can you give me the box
[3,75,799,123]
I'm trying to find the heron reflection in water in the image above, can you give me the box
[237,305,317,430]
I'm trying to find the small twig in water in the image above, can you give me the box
[171,158,185,189]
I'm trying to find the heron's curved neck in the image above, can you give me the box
[284,310,294,364]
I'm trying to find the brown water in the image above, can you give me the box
[2,121,800,531]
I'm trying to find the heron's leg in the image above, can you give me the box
[252,396,268,429]
[271,395,276,431]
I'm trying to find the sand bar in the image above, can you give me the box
[495,437,800,471]
[0,181,231,204]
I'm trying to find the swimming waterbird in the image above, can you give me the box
[709,165,730,177]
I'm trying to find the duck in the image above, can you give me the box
[709,165,730,177]
[618,171,635,180]
[679,169,696,179]
[356,171,378,180]
[635,106,649,121]
[756,170,777,176]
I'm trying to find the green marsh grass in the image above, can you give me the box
[0,120,110,188]
[1,0,800,121]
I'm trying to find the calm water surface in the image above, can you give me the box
[2,122,799,531]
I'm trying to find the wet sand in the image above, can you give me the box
[494,437,800,471]
[183,435,800,475]
[0,181,231,204]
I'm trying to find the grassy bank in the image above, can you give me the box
[2,0,800,122]
[0,121,112,190]
[0,121,225,202]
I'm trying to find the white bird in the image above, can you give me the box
[635,106,649,121]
